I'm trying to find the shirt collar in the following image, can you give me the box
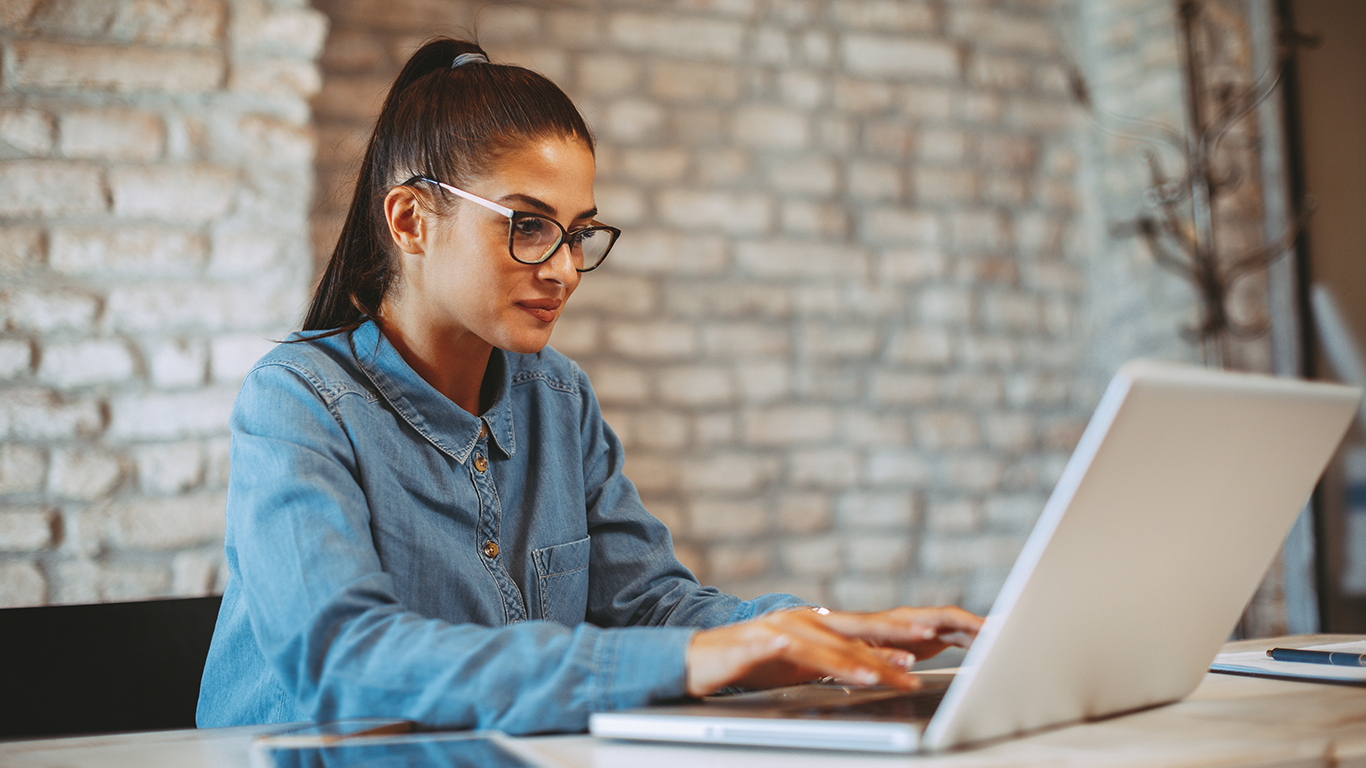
[351,320,517,464]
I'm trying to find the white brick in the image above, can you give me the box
[830,0,937,31]
[744,406,836,445]
[864,207,939,246]
[47,447,123,501]
[688,498,769,540]
[779,201,849,238]
[0,160,105,217]
[147,338,208,388]
[877,247,948,283]
[0,339,32,379]
[11,40,224,94]
[844,533,910,572]
[59,109,163,160]
[799,324,878,360]
[658,365,733,406]
[0,226,45,275]
[702,323,788,357]
[49,559,170,605]
[837,492,915,528]
[110,164,236,222]
[830,575,895,611]
[736,241,868,279]
[609,13,745,60]
[0,443,46,493]
[210,334,275,383]
[782,536,840,575]
[915,410,980,449]
[566,273,657,315]
[0,109,55,156]
[106,279,303,332]
[837,408,909,446]
[583,364,649,404]
[926,497,981,533]
[605,228,729,276]
[866,447,932,485]
[0,562,47,607]
[649,61,741,102]
[107,387,236,440]
[775,493,832,533]
[658,190,773,236]
[841,34,958,80]
[918,286,973,325]
[37,339,137,388]
[171,547,224,595]
[0,388,102,440]
[848,160,901,201]
[679,454,778,494]
[887,328,953,365]
[606,322,697,359]
[766,155,837,196]
[708,541,772,580]
[0,288,100,333]
[235,4,328,57]
[604,99,665,142]
[90,490,227,550]
[733,105,809,150]
[0,507,55,550]
[788,448,859,488]
[694,413,737,445]
[577,54,642,97]
[632,410,689,451]
[50,227,207,275]
[135,441,205,495]
[870,372,938,405]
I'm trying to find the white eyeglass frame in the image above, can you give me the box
[404,176,619,271]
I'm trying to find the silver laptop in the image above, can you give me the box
[590,360,1361,753]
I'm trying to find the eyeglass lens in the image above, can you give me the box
[511,214,614,270]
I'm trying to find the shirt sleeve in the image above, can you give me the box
[227,361,699,734]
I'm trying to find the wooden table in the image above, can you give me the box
[3,635,1364,768]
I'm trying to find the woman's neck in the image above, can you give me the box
[375,313,493,416]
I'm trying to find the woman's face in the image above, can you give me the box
[402,136,597,356]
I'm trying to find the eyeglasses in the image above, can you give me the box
[404,176,620,272]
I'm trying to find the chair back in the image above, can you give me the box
[0,595,222,739]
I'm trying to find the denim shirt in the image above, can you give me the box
[195,321,803,733]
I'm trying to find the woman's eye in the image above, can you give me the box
[514,218,546,238]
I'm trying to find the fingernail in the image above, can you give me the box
[855,668,880,685]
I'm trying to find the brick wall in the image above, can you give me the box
[0,0,327,606]
[3,0,1293,632]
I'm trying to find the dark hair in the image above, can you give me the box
[302,38,595,333]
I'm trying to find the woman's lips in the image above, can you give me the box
[517,299,560,323]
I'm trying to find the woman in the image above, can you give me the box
[196,38,981,734]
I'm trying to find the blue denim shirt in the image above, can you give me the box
[195,321,803,733]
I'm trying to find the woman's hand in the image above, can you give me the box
[685,606,983,698]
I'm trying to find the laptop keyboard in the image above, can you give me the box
[796,687,947,721]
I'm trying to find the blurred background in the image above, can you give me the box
[1,0,1362,637]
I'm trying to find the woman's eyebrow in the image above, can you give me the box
[502,193,598,222]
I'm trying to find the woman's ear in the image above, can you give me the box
[384,185,428,255]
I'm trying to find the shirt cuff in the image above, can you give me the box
[591,625,695,711]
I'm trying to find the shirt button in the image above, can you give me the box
[478,423,487,439]
[482,540,499,558]
[474,454,488,472]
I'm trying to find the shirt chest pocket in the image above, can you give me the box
[531,536,590,627]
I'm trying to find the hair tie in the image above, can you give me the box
[452,52,489,68]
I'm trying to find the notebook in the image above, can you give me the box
[590,360,1361,753]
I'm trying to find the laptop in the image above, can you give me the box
[590,360,1361,753]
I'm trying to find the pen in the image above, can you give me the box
[1266,647,1366,666]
